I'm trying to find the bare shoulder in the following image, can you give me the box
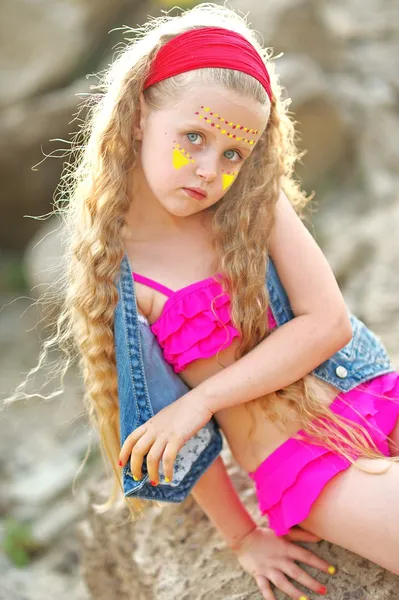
[122,242,154,321]
[268,189,350,324]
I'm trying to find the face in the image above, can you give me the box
[133,84,270,218]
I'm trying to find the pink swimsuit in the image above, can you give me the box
[132,271,277,373]
[132,271,399,536]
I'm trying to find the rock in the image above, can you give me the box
[272,0,345,71]
[78,447,399,600]
[0,529,90,600]
[358,110,399,205]
[30,499,88,548]
[315,199,399,366]
[0,78,90,250]
[0,0,129,109]
[276,55,349,187]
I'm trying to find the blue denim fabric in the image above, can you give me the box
[114,253,395,502]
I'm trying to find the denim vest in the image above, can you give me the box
[114,252,395,503]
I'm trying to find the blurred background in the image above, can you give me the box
[0,0,398,598]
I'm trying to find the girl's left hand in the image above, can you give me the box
[118,392,214,484]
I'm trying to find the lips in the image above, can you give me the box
[182,187,207,200]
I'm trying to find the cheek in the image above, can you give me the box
[172,142,195,171]
[141,135,176,181]
[221,169,239,190]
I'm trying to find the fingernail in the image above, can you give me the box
[150,480,157,486]
[319,585,328,595]
[328,565,336,575]
[299,596,308,600]
[165,477,170,483]
[133,475,140,481]
[118,459,123,467]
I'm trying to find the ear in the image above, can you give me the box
[133,92,149,140]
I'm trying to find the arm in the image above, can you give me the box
[192,455,333,600]
[195,190,353,414]
[191,455,256,550]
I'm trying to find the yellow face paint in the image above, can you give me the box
[173,130,240,193]
[198,106,259,136]
[196,112,256,145]
[172,143,195,169]
[222,170,239,190]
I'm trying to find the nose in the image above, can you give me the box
[195,157,217,183]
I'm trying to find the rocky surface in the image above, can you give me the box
[78,451,399,600]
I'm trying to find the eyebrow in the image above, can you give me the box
[181,121,254,154]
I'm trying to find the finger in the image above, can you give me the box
[129,432,155,480]
[119,425,148,466]
[285,526,322,543]
[269,568,309,600]
[162,436,183,482]
[146,437,168,485]
[254,574,275,600]
[281,559,328,596]
[288,544,332,575]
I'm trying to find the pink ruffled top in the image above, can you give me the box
[132,272,277,373]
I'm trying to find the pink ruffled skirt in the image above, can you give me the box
[248,371,399,536]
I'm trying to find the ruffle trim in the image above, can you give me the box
[150,283,240,373]
[150,279,277,373]
[262,452,350,536]
[250,371,399,536]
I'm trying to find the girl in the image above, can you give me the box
[5,4,399,600]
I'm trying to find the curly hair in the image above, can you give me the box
[4,2,397,520]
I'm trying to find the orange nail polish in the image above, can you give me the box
[150,480,157,486]
[118,459,123,466]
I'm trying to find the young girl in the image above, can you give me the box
[5,4,399,600]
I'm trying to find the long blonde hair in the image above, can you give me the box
[4,3,398,520]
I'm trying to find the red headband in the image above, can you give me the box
[143,26,273,103]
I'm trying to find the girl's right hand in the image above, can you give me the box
[232,525,333,600]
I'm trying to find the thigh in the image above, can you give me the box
[299,457,399,575]
[388,414,399,455]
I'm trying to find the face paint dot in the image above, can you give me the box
[221,129,226,134]
[237,137,242,141]
[229,122,233,126]
[249,140,254,145]
[204,107,210,112]
[211,123,215,126]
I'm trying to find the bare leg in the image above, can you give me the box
[299,417,399,575]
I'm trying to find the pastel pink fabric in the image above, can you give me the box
[132,272,277,373]
[249,371,399,536]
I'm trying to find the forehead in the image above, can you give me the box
[170,85,269,132]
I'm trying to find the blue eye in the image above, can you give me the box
[186,132,201,144]
[185,132,243,162]
[225,149,241,161]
